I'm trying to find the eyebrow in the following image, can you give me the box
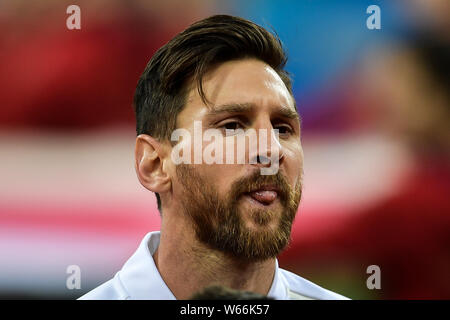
[207,102,300,121]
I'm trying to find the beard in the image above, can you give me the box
[176,164,302,261]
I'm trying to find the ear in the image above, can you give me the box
[135,134,171,194]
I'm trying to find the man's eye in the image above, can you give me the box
[274,125,293,135]
[220,121,243,131]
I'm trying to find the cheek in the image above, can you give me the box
[194,163,234,195]
[297,146,304,171]
[284,143,304,185]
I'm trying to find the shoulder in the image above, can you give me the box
[78,273,129,300]
[279,268,350,300]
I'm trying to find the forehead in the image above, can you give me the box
[180,59,296,122]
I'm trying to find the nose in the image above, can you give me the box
[249,124,285,169]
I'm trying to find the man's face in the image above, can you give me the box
[170,58,303,260]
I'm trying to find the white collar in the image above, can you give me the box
[117,231,289,300]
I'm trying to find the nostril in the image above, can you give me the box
[257,155,270,165]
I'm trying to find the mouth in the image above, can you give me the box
[243,185,280,206]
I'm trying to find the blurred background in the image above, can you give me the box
[0,0,449,299]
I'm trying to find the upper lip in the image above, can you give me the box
[247,184,280,194]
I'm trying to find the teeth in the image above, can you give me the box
[249,190,277,204]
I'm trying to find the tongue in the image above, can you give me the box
[249,190,277,204]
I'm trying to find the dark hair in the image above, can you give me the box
[133,15,293,213]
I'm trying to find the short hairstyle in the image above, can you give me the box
[133,15,293,213]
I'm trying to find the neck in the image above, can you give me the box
[153,216,276,300]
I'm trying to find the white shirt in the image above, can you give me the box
[78,231,348,300]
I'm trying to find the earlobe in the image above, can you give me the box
[135,134,171,193]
